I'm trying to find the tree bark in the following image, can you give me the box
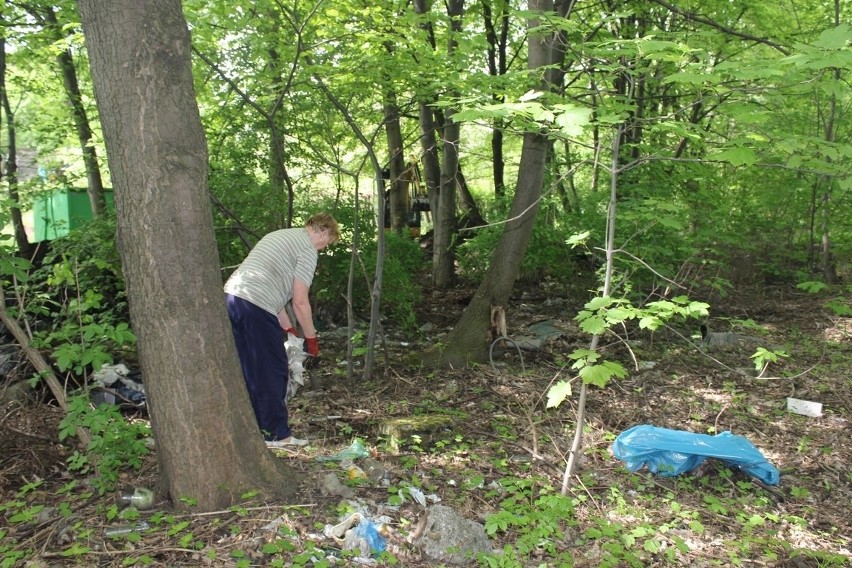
[77,0,296,511]
[432,0,464,289]
[383,92,408,235]
[414,0,442,219]
[483,0,510,197]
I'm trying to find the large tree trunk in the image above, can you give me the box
[426,0,557,366]
[77,0,296,512]
[430,133,549,366]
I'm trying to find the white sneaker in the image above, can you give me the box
[266,436,309,449]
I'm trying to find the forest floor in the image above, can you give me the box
[1,282,850,567]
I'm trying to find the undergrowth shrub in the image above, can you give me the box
[479,476,577,567]
[314,227,425,333]
[457,220,586,286]
[26,215,126,326]
[21,217,136,383]
[59,394,151,494]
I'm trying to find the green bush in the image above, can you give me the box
[22,216,136,379]
[456,218,586,285]
[27,215,127,326]
[314,225,425,333]
[59,395,151,494]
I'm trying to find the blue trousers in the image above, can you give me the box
[225,294,291,441]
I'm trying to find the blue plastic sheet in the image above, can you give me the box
[611,425,780,485]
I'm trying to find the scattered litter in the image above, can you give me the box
[104,521,150,537]
[323,512,386,558]
[699,324,767,352]
[408,486,426,507]
[118,487,154,510]
[611,424,780,485]
[342,460,367,480]
[786,397,823,418]
[261,515,287,533]
[528,320,564,341]
[92,364,146,409]
[398,486,441,507]
[321,472,354,499]
[285,332,308,400]
[316,439,369,462]
[361,458,391,484]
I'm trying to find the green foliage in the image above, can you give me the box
[58,395,151,494]
[750,347,790,374]
[4,216,136,386]
[29,216,126,321]
[545,294,708,407]
[479,476,576,567]
[797,281,852,317]
[457,212,588,285]
[24,217,132,370]
[316,221,425,332]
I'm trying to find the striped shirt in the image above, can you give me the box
[224,228,317,315]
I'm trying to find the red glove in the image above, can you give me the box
[304,336,319,357]
[284,327,298,337]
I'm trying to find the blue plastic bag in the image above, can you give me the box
[611,425,780,485]
[355,519,386,554]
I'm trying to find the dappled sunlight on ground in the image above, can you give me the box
[1,286,849,566]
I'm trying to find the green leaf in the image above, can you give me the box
[585,296,614,310]
[796,281,827,293]
[553,105,592,136]
[605,307,635,323]
[566,231,591,248]
[661,72,718,85]
[813,24,852,49]
[569,348,597,361]
[579,361,627,387]
[519,89,543,102]
[61,543,91,556]
[711,147,757,166]
[578,315,607,335]
[546,380,573,409]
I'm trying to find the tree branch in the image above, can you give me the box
[651,0,790,55]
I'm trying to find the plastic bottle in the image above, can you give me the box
[119,487,155,510]
[105,521,150,537]
[361,458,390,483]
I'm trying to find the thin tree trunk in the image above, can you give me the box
[0,31,32,257]
[383,93,408,235]
[45,8,107,216]
[428,0,556,366]
[483,0,510,197]
[414,0,442,219]
[433,0,464,289]
[562,125,622,494]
